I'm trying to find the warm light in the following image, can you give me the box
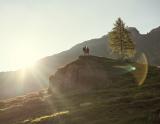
[11,45,38,70]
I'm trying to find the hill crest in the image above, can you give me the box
[48,56,135,93]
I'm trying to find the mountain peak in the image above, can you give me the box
[127,27,140,35]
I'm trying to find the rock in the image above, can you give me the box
[48,56,134,93]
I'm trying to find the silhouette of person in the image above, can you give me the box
[83,45,90,56]
[83,46,86,56]
[86,46,89,56]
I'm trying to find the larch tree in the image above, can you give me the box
[108,18,136,60]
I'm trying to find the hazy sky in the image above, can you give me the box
[0,0,160,71]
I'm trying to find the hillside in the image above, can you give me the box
[0,26,160,100]
[0,56,160,124]
[48,56,135,93]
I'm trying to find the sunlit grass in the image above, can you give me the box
[18,111,70,124]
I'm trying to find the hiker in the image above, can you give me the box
[83,45,90,56]
[83,46,86,56]
[86,46,89,56]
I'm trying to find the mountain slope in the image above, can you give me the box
[0,26,160,100]
[41,26,160,70]
[0,56,160,124]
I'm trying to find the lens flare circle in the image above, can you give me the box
[113,52,148,85]
[132,53,148,85]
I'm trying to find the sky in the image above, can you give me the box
[0,0,160,71]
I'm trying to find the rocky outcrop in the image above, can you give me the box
[48,56,135,93]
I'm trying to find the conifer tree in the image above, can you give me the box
[108,18,135,60]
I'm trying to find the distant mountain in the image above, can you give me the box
[39,26,160,73]
[0,26,160,100]
[128,26,160,65]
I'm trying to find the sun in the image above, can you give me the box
[11,47,37,70]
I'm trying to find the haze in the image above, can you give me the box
[0,0,160,71]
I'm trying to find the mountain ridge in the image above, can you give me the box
[0,26,160,100]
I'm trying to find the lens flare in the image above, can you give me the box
[114,65,136,73]
[131,53,148,85]
[131,67,136,71]
[113,52,148,85]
